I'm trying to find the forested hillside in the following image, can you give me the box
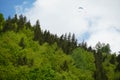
[0,13,120,80]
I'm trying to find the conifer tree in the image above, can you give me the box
[33,20,43,44]
[17,15,25,31]
[3,16,13,32]
[68,32,71,42]
[110,54,116,64]
[12,14,18,23]
[0,13,4,32]
[19,37,25,49]
[71,33,77,49]
[94,51,108,80]
[25,21,32,29]
[115,54,120,71]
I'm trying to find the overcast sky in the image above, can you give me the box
[0,0,120,53]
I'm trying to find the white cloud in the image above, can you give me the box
[15,0,120,53]
[15,5,23,15]
[87,29,120,53]
[22,0,88,35]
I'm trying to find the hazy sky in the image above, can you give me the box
[0,0,120,53]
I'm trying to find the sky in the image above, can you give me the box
[0,0,120,53]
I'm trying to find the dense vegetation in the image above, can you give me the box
[0,13,120,80]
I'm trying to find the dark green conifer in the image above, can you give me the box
[19,37,25,49]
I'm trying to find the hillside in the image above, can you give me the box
[0,13,120,80]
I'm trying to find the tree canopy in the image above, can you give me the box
[0,13,120,80]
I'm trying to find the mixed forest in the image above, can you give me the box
[0,13,120,80]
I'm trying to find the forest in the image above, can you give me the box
[0,13,120,80]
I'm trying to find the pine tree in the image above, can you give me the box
[33,20,43,44]
[17,15,25,31]
[110,54,116,64]
[12,14,18,23]
[3,16,13,32]
[94,51,108,80]
[25,20,32,29]
[19,37,25,49]
[80,41,87,50]
[0,13,4,32]
[68,32,71,42]
[115,54,120,71]
[71,33,77,49]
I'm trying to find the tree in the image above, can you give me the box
[25,21,32,29]
[0,13,5,32]
[95,42,111,53]
[60,60,68,71]
[68,32,71,42]
[12,14,18,23]
[110,54,116,64]
[19,37,25,49]
[102,44,111,53]
[71,33,77,49]
[71,48,96,80]
[33,20,43,45]
[94,51,108,80]
[17,15,25,31]
[79,40,87,50]
[115,54,120,71]
[117,54,120,62]
[18,56,27,66]
[2,16,13,32]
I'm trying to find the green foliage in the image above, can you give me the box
[19,37,26,49]
[0,13,4,32]
[110,54,116,64]
[95,42,111,53]
[0,31,78,80]
[115,54,120,71]
[94,51,108,80]
[0,13,120,80]
[33,20,41,40]
[71,48,96,80]
[102,53,118,80]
